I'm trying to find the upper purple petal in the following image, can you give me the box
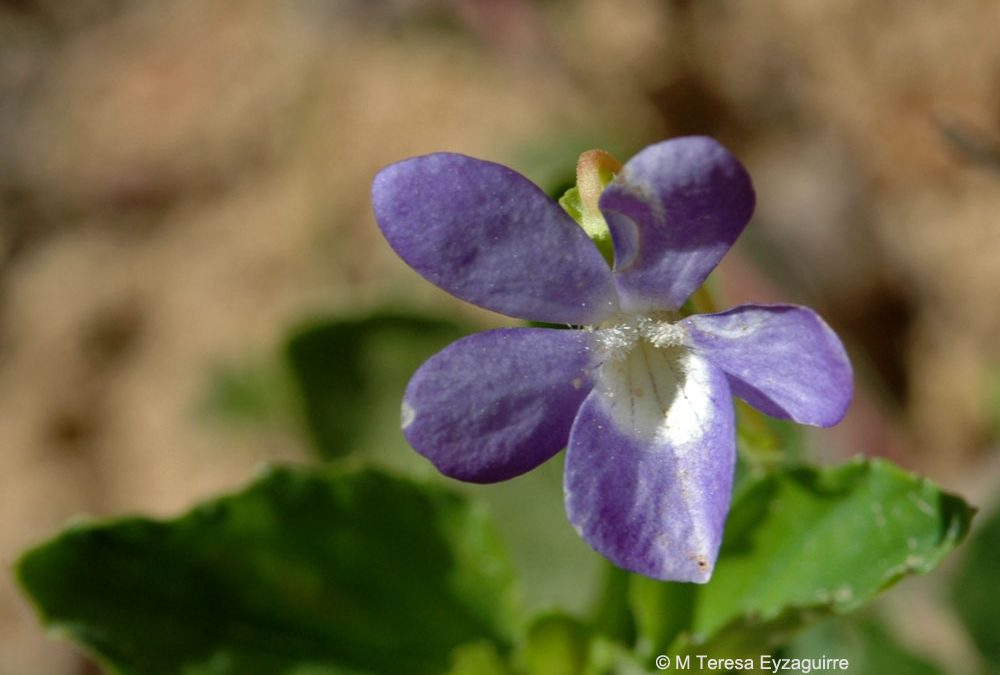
[373,153,618,325]
[403,327,598,483]
[599,137,755,313]
[682,304,853,427]
[565,348,735,582]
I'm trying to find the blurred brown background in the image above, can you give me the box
[2,1,999,673]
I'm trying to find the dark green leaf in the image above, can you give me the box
[952,502,1000,672]
[16,466,516,675]
[284,313,466,460]
[632,458,973,658]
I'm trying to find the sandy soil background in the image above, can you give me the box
[2,1,999,672]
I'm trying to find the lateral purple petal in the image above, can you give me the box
[565,349,735,582]
[682,304,853,427]
[599,137,755,313]
[403,328,598,483]
[373,153,618,324]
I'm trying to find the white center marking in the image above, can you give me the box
[591,316,719,573]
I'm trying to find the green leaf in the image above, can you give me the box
[733,399,806,472]
[589,563,637,646]
[786,615,943,675]
[16,466,517,675]
[629,576,696,659]
[284,313,467,460]
[198,357,297,430]
[952,502,1000,672]
[583,636,648,675]
[518,613,591,675]
[467,455,603,618]
[445,642,513,675]
[515,612,646,675]
[632,458,973,658]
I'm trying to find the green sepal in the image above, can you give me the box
[557,149,623,268]
[559,185,615,267]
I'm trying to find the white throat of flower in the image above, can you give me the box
[589,313,711,447]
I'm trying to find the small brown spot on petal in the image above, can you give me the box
[688,553,709,570]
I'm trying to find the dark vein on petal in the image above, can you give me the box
[625,357,636,431]
[640,341,669,416]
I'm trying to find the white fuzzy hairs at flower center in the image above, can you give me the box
[592,313,687,362]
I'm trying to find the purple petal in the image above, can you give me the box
[565,348,735,582]
[403,328,598,483]
[682,304,853,427]
[373,153,618,324]
[599,137,755,313]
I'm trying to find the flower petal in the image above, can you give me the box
[373,153,618,324]
[564,347,735,582]
[403,328,598,483]
[599,137,755,312]
[682,304,853,426]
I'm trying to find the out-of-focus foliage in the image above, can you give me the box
[284,314,466,460]
[200,357,298,430]
[786,616,943,675]
[16,467,517,675]
[518,613,591,675]
[952,503,1000,673]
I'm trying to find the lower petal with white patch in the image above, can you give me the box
[564,348,735,582]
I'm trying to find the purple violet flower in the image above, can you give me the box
[372,137,853,582]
